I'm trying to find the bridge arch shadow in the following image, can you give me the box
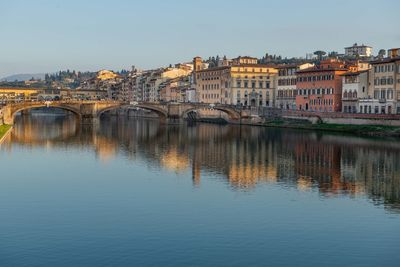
[182,106,241,122]
[9,105,82,124]
[96,104,169,121]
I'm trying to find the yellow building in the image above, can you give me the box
[193,57,278,107]
[0,88,43,103]
[97,70,120,81]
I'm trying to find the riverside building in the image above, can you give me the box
[367,50,400,114]
[276,63,314,110]
[341,70,369,113]
[193,56,278,107]
[296,59,349,112]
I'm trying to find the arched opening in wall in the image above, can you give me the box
[185,110,198,122]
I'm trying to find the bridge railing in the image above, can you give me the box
[4,100,126,106]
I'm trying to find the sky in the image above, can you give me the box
[1,0,399,78]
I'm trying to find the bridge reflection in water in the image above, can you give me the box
[3,110,400,212]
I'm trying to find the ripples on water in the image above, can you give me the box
[0,111,399,266]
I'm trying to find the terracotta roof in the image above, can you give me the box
[231,63,278,68]
[297,67,348,74]
[340,70,369,76]
[275,63,305,69]
[234,56,258,59]
[195,66,230,73]
[345,45,372,49]
[369,56,400,64]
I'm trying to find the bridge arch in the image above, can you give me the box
[96,104,168,121]
[182,105,241,122]
[6,104,82,125]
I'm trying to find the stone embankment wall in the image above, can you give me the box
[281,110,400,126]
[0,107,4,126]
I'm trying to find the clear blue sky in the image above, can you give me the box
[1,0,399,77]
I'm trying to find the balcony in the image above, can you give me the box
[379,98,387,103]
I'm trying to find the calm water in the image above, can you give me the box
[0,112,400,266]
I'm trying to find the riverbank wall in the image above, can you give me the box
[0,125,12,145]
[281,110,400,126]
[105,106,400,136]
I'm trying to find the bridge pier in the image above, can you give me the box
[80,115,100,125]
[163,116,183,125]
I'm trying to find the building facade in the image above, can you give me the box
[276,63,314,110]
[366,55,400,114]
[194,57,278,107]
[296,59,348,112]
[345,43,372,58]
[341,70,369,113]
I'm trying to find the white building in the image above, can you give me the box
[365,55,400,114]
[345,43,372,58]
[341,70,369,113]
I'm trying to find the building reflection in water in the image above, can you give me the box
[5,110,400,212]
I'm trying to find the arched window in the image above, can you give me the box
[344,91,348,98]
[353,91,357,98]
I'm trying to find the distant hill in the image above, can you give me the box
[0,73,46,82]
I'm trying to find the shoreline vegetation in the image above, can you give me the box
[0,124,12,143]
[186,116,400,138]
[259,119,400,138]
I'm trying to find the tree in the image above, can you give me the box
[328,51,338,58]
[378,49,386,59]
[314,50,326,61]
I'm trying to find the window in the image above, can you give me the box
[388,90,393,99]
[374,90,379,99]
[381,90,386,99]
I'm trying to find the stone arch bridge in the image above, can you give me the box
[1,101,246,125]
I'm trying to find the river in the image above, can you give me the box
[0,111,399,266]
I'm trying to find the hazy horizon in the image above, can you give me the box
[1,0,399,78]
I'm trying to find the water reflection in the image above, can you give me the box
[4,113,400,212]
